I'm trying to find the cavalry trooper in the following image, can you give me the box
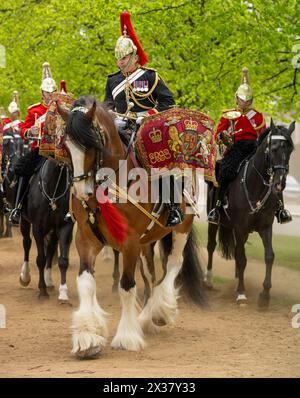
[208,67,293,225]
[1,91,23,215]
[9,62,57,224]
[3,91,23,133]
[104,11,183,227]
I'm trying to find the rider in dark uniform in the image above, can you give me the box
[104,11,183,227]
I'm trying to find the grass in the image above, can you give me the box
[195,222,300,272]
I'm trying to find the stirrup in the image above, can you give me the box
[276,208,292,224]
[166,205,184,227]
[9,208,21,225]
[64,212,73,222]
[207,208,220,225]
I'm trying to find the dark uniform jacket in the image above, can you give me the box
[104,67,175,114]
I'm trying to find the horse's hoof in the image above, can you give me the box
[112,285,118,293]
[59,299,72,306]
[38,291,50,300]
[152,317,167,327]
[204,281,214,290]
[19,275,31,287]
[76,346,101,359]
[236,294,248,307]
[257,293,270,309]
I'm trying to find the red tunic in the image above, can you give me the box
[215,108,266,143]
[1,117,11,126]
[3,119,23,134]
[21,102,48,150]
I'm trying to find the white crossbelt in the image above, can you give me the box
[112,68,146,100]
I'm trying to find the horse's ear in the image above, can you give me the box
[270,118,276,130]
[288,121,296,135]
[85,100,97,122]
[56,101,70,123]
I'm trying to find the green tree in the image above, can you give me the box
[0,0,299,122]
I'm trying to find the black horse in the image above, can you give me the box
[205,121,295,307]
[0,129,23,238]
[18,156,74,300]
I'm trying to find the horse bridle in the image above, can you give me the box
[242,131,289,214]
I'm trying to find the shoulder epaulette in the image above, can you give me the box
[28,102,41,110]
[222,108,236,114]
[108,70,121,78]
[142,66,157,73]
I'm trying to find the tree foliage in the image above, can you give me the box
[0,0,299,122]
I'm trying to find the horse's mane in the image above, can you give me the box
[257,125,294,149]
[65,95,116,151]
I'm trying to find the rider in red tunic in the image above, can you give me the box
[207,67,292,225]
[9,62,57,224]
[3,91,23,135]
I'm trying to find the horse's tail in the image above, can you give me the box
[179,228,208,308]
[218,225,235,260]
[160,228,208,308]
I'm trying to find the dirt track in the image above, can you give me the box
[0,227,299,378]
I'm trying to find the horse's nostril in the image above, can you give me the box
[87,192,93,197]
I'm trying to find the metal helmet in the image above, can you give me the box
[114,11,148,66]
[235,67,253,101]
[40,62,57,93]
[8,91,20,114]
[115,34,137,61]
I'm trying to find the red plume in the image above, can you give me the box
[60,80,67,93]
[120,11,148,66]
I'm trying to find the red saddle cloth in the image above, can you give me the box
[41,92,74,164]
[135,108,216,177]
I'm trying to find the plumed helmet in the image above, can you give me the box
[40,62,57,93]
[114,11,148,66]
[8,91,20,114]
[236,67,253,101]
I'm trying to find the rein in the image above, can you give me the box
[39,161,71,211]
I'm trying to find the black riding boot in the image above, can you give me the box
[275,193,292,224]
[9,176,27,225]
[163,175,184,227]
[207,185,224,225]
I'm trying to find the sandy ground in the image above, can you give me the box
[0,227,299,378]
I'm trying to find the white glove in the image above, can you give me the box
[114,117,127,129]
[136,116,144,126]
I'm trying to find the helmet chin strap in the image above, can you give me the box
[120,51,138,75]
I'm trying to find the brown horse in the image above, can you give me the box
[58,95,206,358]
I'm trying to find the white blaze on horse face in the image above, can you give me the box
[66,138,93,201]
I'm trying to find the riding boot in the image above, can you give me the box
[207,185,224,225]
[165,175,184,227]
[275,193,292,224]
[9,176,27,225]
